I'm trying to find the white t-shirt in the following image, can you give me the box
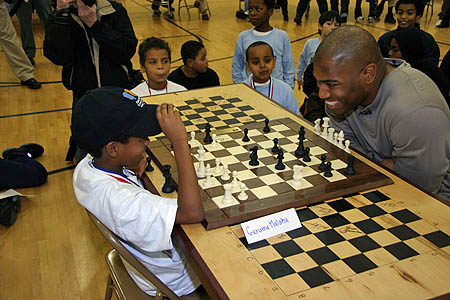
[72,156,200,296]
[131,80,187,97]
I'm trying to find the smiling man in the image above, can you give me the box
[313,26,450,202]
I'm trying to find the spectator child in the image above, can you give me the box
[168,40,220,90]
[232,0,296,89]
[244,41,299,114]
[296,10,340,91]
[71,87,205,298]
[132,37,186,97]
[377,0,440,66]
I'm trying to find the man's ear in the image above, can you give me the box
[245,61,251,72]
[104,141,120,158]
[186,58,194,68]
[362,63,377,85]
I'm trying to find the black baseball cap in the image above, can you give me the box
[71,87,162,150]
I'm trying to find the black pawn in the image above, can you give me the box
[271,138,280,153]
[203,123,213,143]
[249,145,259,166]
[162,165,175,193]
[263,118,270,133]
[294,138,305,157]
[324,162,333,177]
[275,148,285,170]
[344,156,356,176]
[145,156,154,172]
[302,147,311,162]
[319,154,327,171]
[242,128,250,142]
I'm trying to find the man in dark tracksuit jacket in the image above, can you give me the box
[44,0,138,161]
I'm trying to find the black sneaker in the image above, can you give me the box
[194,0,200,8]
[2,143,44,160]
[283,15,289,21]
[384,13,396,23]
[294,16,301,24]
[20,78,41,89]
[202,13,209,20]
[341,16,347,23]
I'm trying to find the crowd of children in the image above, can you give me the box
[69,0,450,298]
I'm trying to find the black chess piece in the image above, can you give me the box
[294,138,305,157]
[319,154,327,171]
[271,138,280,153]
[145,156,154,172]
[242,128,250,142]
[263,118,270,133]
[203,123,213,143]
[275,148,285,170]
[162,165,175,193]
[249,145,259,166]
[324,162,333,177]
[344,156,356,175]
[299,126,305,140]
[302,147,311,162]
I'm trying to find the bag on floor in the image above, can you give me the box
[0,195,21,226]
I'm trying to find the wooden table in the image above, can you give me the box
[143,84,450,300]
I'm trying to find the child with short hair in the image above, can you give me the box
[232,0,296,89]
[71,87,205,298]
[377,0,440,66]
[132,37,187,97]
[296,10,340,91]
[168,40,220,90]
[245,41,299,114]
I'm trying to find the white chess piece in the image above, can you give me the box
[322,118,329,137]
[333,132,338,145]
[314,119,321,134]
[231,170,240,192]
[196,160,205,178]
[292,165,304,187]
[222,183,233,204]
[322,117,330,128]
[205,163,212,177]
[344,140,351,153]
[221,164,230,180]
[211,133,218,148]
[338,131,345,149]
[327,127,335,142]
[197,144,205,161]
[238,182,248,201]
[214,158,223,175]
[203,172,214,187]
[189,131,196,147]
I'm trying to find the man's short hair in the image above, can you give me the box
[245,41,274,62]
[138,37,171,66]
[181,40,204,64]
[318,11,341,35]
[395,0,424,16]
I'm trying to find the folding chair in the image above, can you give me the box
[87,210,181,300]
[178,0,211,19]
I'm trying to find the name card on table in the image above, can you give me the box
[241,208,301,244]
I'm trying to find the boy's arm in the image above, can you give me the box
[232,36,246,83]
[296,42,309,90]
[156,103,204,224]
[282,35,296,89]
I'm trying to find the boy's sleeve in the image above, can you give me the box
[232,34,246,83]
[282,34,296,89]
[286,86,299,114]
[423,32,440,67]
[296,41,310,81]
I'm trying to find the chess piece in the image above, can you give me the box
[263,118,270,133]
[333,132,338,145]
[189,131,196,147]
[162,165,175,193]
[314,119,321,133]
[292,165,304,187]
[344,140,351,153]
[203,172,214,187]
[338,130,345,149]
[249,145,259,166]
[231,170,240,191]
[271,138,280,153]
[299,126,305,140]
[324,162,333,177]
[222,183,233,204]
[221,164,230,180]
[197,144,206,161]
[322,117,330,128]
[319,154,327,171]
[302,147,311,162]
[214,158,223,175]
[344,156,356,175]
[211,133,218,148]
[294,137,305,157]
[242,128,250,142]
[145,157,154,172]
[327,127,335,142]
[196,159,206,178]
[204,123,213,143]
[205,163,212,177]
[275,148,285,170]
[238,182,248,201]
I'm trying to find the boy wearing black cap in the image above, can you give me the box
[71,87,205,298]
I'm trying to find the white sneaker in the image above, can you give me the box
[436,19,443,26]
[368,16,374,23]
[356,16,364,23]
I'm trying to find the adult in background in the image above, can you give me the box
[313,26,450,202]
[0,0,41,89]
[43,0,138,161]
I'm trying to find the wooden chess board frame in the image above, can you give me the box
[146,117,393,230]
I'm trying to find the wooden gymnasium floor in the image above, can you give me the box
[1,1,450,299]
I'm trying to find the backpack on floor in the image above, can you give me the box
[0,195,21,226]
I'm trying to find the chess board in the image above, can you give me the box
[147,101,394,229]
[230,190,450,297]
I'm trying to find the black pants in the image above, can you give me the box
[0,153,47,189]
[295,0,328,20]
[355,0,376,18]
[330,0,349,16]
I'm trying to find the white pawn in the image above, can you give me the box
[344,140,351,153]
[327,127,335,142]
[231,170,240,192]
[292,165,304,187]
[189,131,196,146]
[211,133,218,148]
[203,172,214,187]
[205,163,212,177]
[196,160,205,178]
[338,131,345,149]
[238,182,248,201]
[322,117,330,128]
[333,132,338,145]
[214,158,223,175]
[221,164,230,180]
[222,183,233,204]
[314,119,321,134]
[322,119,329,137]
[197,144,205,161]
